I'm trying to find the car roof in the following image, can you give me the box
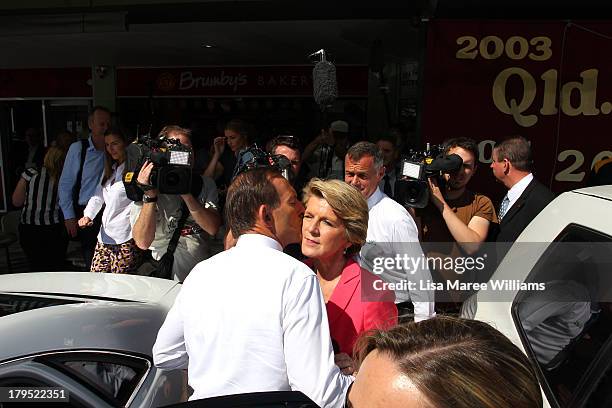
[0,274,181,362]
[0,272,181,305]
[572,185,612,201]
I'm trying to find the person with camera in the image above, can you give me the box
[131,126,221,282]
[77,126,144,273]
[416,137,497,310]
[303,120,350,180]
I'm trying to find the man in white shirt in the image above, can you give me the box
[345,142,435,322]
[153,168,352,407]
[490,136,554,244]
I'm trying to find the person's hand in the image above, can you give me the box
[334,352,355,375]
[78,216,93,228]
[428,177,446,212]
[315,129,334,146]
[212,136,226,157]
[65,218,78,238]
[137,161,158,198]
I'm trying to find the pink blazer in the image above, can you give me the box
[309,258,398,355]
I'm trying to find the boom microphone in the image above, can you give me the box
[311,50,338,109]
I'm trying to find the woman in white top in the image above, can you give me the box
[78,127,144,273]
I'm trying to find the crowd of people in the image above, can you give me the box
[9,104,562,406]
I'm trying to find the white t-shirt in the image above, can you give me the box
[130,175,218,281]
[153,234,352,407]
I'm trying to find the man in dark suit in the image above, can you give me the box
[490,136,554,244]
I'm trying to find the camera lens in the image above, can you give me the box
[165,171,180,186]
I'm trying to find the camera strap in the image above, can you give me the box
[167,201,189,256]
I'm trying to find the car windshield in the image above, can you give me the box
[0,293,81,318]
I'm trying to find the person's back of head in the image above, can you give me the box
[351,316,542,408]
[43,146,67,183]
[494,135,533,173]
[225,168,281,239]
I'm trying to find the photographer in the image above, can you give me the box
[415,138,497,309]
[131,126,221,282]
[417,138,496,254]
[303,120,350,180]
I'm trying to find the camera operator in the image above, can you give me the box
[303,120,350,180]
[131,126,221,282]
[415,138,497,309]
[267,135,308,197]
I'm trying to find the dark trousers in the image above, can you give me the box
[19,223,68,272]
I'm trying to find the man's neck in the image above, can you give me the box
[505,171,531,189]
[91,134,105,151]
[244,225,283,248]
[444,186,466,201]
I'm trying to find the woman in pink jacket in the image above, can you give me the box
[301,178,397,374]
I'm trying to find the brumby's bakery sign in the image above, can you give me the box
[116,66,368,97]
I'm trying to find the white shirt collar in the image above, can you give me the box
[366,187,385,210]
[507,173,534,203]
[235,233,283,252]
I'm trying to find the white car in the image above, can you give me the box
[0,272,186,407]
[464,185,612,408]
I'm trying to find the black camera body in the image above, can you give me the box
[123,135,194,201]
[395,143,463,208]
[233,144,293,182]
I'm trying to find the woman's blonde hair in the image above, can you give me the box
[43,147,66,183]
[354,316,543,408]
[302,178,368,256]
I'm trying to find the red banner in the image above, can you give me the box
[0,68,91,98]
[116,65,368,97]
[422,20,612,198]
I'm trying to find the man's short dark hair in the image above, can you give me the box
[267,135,302,154]
[225,119,249,138]
[158,125,192,140]
[89,105,111,118]
[375,134,398,147]
[346,141,384,170]
[494,136,533,172]
[225,168,282,238]
[443,137,479,162]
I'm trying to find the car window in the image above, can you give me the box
[0,294,81,317]
[41,352,149,407]
[512,224,612,408]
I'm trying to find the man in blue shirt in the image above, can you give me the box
[58,106,111,270]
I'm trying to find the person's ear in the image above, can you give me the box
[258,204,274,228]
[503,159,511,174]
